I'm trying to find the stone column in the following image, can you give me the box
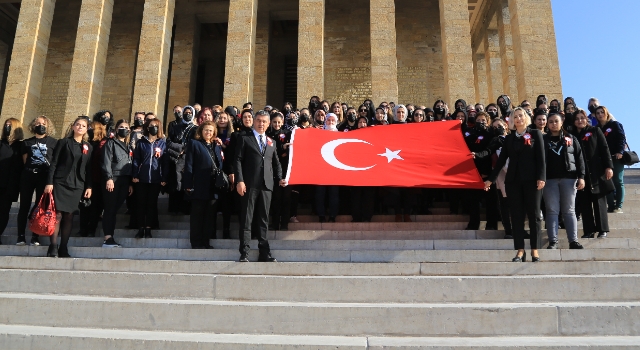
[64,0,114,124]
[167,13,200,110]
[438,0,475,105]
[252,8,269,109]
[483,29,502,103]
[131,0,175,119]
[222,0,258,109]
[297,0,324,109]
[496,0,518,104]
[508,0,562,101]
[0,0,56,124]
[370,0,398,104]
[473,53,488,104]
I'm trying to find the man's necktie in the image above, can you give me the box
[259,135,265,154]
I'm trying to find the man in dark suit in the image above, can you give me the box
[235,110,286,262]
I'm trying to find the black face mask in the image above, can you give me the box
[183,112,193,122]
[34,125,47,135]
[549,106,559,113]
[493,126,505,136]
[347,113,357,123]
[499,101,509,113]
[309,101,319,110]
[3,125,10,137]
[425,114,434,122]
[134,119,144,127]
[487,111,498,119]
[148,126,159,136]
[475,121,487,130]
[434,107,444,114]
[174,111,183,120]
[99,115,110,126]
[467,116,476,126]
[117,129,130,138]
[322,106,329,113]
[588,105,597,113]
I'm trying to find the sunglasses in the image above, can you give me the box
[359,109,367,112]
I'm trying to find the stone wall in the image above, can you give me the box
[36,0,82,133]
[324,0,371,107]
[395,0,444,107]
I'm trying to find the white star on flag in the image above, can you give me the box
[378,148,403,163]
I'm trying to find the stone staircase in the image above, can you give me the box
[0,170,639,348]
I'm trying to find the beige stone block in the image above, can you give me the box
[473,53,488,104]
[497,0,519,104]
[0,0,56,126]
[439,0,475,104]
[63,0,113,127]
[370,0,398,104]
[131,0,175,119]
[297,0,324,108]
[167,12,199,109]
[483,29,503,103]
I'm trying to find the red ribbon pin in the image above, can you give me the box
[475,135,484,144]
[154,147,161,158]
[582,132,592,141]
[523,133,532,146]
[267,137,273,147]
[82,144,89,155]
[604,128,611,137]
[565,137,572,147]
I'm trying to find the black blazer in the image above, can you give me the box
[47,137,93,189]
[182,139,223,201]
[0,140,24,200]
[235,132,282,191]
[489,127,546,184]
[573,126,613,191]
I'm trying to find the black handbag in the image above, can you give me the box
[595,174,615,195]
[206,145,229,194]
[622,144,639,166]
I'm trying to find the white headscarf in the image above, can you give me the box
[324,113,339,131]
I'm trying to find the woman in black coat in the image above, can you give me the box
[485,107,546,262]
[595,106,626,213]
[267,112,292,230]
[183,121,223,249]
[572,109,613,238]
[100,119,134,248]
[0,118,24,243]
[44,117,93,258]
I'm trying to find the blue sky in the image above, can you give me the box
[552,0,640,161]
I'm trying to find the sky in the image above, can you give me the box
[551,0,640,165]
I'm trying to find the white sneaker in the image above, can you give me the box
[613,208,623,214]
[289,216,299,223]
[102,237,122,248]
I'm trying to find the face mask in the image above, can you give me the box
[526,109,533,118]
[487,111,498,119]
[499,101,508,112]
[425,114,434,122]
[549,106,559,113]
[476,121,487,130]
[174,111,183,120]
[347,113,357,123]
[134,119,144,127]
[99,115,110,126]
[3,125,10,137]
[148,126,159,136]
[117,129,130,138]
[494,126,505,136]
[322,106,329,113]
[183,112,193,122]
[467,116,476,126]
[588,105,597,113]
[434,107,444,114]
[34,125,47,135]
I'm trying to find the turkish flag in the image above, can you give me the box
[286,121,484,189]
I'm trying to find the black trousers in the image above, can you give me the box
[78,186,103,236]
[485,184,500,228]
[190,199,215,247]
[137,183,161,228]
[0,187,13,236]
[577,189,609,234]
[18,169,47,237]
[464,189,484,229]
[505,181,542,250]
[238,185,272,256]
[271,185,291,229]
[212,190,232,238]
[351,186,375,222]
[498,189,513,235]
[388,187,416,215]
[102,177,130,237]
[315,185,339,218]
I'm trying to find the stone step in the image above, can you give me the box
[1,235,636,250]
[2,325,638,349]
[1,245,640,262]
[1,293,638,337]
[1,269,639,303]
[5,256,640,276]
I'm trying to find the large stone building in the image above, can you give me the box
[0,0,561,133]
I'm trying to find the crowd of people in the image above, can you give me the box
[0,94,628,262]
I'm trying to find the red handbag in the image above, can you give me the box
[28,193,58,236]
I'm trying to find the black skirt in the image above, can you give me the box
[52,183,83,213]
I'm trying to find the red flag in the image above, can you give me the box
[286,121,484,189]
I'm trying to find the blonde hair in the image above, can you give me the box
[2,118,24,143]
[65,117,90,142]
[510,107,531,130]
[28,115,56,137]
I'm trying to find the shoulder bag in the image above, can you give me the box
[29,193,58,236]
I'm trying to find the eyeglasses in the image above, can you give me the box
[359,109,367,112]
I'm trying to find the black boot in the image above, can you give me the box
[135,228,145,239]
[144,228,152,238]
[46,244,58,258]
[58,245,71,258]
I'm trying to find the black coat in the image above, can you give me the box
[101,138,133,180]
[463,128,494,177]
[542,132,585,179]
[489,128,546,184]
[572,126,613,192]
[225,127,252,175]
[182,139,223,201]
[47,137,93,189]
[267,127,292,175]
[0,140,24,200]
[235,132,282,191]
[599,120,626,156]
